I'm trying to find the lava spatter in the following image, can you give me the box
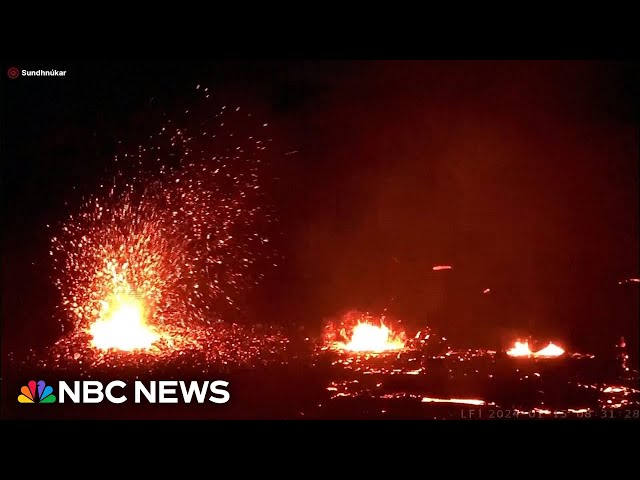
[45,89,286,368]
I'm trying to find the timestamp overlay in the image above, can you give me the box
[460,407,640,419]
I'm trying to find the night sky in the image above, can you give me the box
[2,60,639,357]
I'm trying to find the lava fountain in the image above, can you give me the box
[340,321,405,353]
[506,340,565,358]
[46,89,284,366]
[506,341,533,357]
[534,342,565,357]
[324,310,406,353]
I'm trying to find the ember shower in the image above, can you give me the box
[46,89,286,367]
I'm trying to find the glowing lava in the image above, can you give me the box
[421,397,487,406]
[89,294,160,351]
[534,342,565,357]
[337,322,405,353]
[506,340,565,358]
[507,341,533,357]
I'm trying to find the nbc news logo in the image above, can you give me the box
[18,380,57,404]
[18,379,230,404]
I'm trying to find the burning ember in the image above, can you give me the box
[506,340,565,358]
[432,265,452,271]
[89,293,160,351]
[324,310,406,353]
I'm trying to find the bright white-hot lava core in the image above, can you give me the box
[506,340,565,358]
[507,341,533,357]
[89,293,160,351]
[338,322,405,353]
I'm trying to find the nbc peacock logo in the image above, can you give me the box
[18,380,57,404]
